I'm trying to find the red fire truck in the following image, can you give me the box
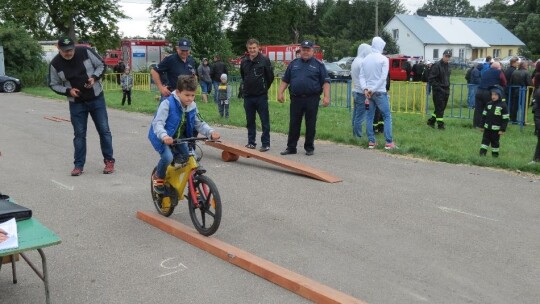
[104,39,171,72]
[260,44,324,64]
[387,55,422,81]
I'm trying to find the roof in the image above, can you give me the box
[391,14,524,47]
[458,17,525,46]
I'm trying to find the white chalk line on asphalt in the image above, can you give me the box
[51,180,74,191]
[438,206,498,221]
[156,257,188,278]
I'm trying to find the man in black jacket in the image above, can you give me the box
[210,55,228,104]
[240,38,274,152]
[427,49,452,129]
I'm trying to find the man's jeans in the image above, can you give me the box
[212,80,220,104]
[352,91,367,138]
[69,94,114,168]
[244,94,271,147]
[366,92,393,144]
[467,84,478,108]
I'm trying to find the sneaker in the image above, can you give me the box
[259,146,270,152]
[368,142,377,149]
[103,159,115,174]
[305,150,314,156]
[384,142,397,150]
[152,174,165,194]
[528,160,538,165]
[71,167,83,176]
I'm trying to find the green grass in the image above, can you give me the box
[22,79,540,175]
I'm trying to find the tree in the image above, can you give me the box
[0,0,127,51]
[0,23,46,85]
[167,0,233,61]
[514,13,540,55]
[417,0,476,17]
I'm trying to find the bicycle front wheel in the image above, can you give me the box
[187,174,222,236]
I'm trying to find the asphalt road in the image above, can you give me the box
[1,93,539,304]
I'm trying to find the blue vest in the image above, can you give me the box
[148,95,196,153]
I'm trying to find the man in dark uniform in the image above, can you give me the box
[427,49,452,130]
[277,40,330,156]
[240,38,274,152]
[151,37,197,100]
[210,54,228,104]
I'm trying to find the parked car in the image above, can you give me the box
[0,75,22,93]
[324,62,351,80]
[468,57,487,68]
[449,57,468,69]
[499,55,533,68]
[335,56,354,69]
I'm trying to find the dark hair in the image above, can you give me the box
[176,75,198,92]
[246,38,260,46]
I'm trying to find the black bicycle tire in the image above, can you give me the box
[187,174,222,236]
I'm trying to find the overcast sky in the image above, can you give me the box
[117,0,494,38]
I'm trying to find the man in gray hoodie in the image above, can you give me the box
[359,37,396,150]
[350,43,372,138]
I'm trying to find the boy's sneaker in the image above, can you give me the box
[71,167,83,176]
[368,142,377,149]
[152,174,165,194]
[259,146,270,152]
[103,159,115,174]
[384,142,397,150]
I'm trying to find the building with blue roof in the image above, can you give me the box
[384,14,525,62]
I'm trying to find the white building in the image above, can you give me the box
[384,14,525,62]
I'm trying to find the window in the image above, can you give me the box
[508,49,513,56]
[492,49,501,58]
[392,29,399,40]
[433,49,439,60]
[458,48,465,59]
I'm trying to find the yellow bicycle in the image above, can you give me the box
[150,137,222,236]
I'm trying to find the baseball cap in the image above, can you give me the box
[300,40,314,48]
[443,49,452,57]
[178,38,191,51]
[58,36,75,51]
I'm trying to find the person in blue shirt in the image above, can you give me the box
[148,75,220,194]
[151,38,197,100]
[277,40,330,156]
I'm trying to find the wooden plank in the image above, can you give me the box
[137,211,367,304]
[205,141,342,183]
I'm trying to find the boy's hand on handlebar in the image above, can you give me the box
[210,132,220,140]
[162,135,174,145]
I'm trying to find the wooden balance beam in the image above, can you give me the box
[205,141,342,183]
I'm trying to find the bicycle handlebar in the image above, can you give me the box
[172,137,219,144]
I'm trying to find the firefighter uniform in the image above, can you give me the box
[427,49,452,129]
[480,86,509,157]
[280,41,330,154]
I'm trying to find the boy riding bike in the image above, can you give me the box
[148,75,220,194]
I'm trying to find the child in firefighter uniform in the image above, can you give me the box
[479,85,509,157]
[217,73,232,119]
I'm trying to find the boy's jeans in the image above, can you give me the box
[366,92,393,144]
[156,143,189,178]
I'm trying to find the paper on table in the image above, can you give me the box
[0,218,19,251]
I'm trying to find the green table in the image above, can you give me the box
[0,218,61,304]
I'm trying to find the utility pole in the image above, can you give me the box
[375,0,379,36]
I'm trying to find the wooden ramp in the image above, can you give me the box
[137,211,367,304]
[205,141,342,183]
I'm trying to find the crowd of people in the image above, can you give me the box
[46,35,540,177]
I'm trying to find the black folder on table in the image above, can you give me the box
[0,199,32,222]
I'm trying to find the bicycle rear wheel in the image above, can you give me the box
[151,167,178,217]
[187,174,222,236]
